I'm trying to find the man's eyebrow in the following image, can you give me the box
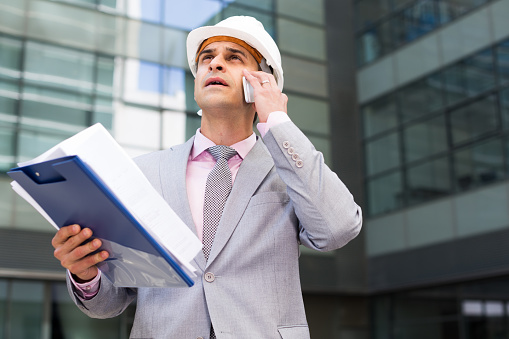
[198,47,215,60]
[226,46,247,58]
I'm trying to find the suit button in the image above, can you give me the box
[282,141,290,149]
[204,272,215,282]
[291,153,300,161]
[296,159,304,168]
[287,147,295,155]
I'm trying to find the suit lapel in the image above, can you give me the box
[159,137,207,270]
[206,138,274,266]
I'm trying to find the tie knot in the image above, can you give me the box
[208,145,237,162]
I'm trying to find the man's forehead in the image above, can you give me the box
[202,40,250,53]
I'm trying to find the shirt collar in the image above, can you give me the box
[190,128,257,160]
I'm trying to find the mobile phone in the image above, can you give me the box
[242,76,255,103]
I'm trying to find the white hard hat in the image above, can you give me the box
[187,16,284,90]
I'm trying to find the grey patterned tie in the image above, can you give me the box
[202,145,237,261]
[203,146,237,339]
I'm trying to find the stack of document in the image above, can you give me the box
[8,123,202,288]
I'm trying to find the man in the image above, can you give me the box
[52,16,362,339]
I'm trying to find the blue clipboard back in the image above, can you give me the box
[8,155,194,288]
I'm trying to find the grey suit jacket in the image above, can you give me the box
[67,121,362,339]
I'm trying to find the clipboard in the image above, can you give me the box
[8,155,194,288]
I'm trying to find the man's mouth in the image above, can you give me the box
[206,77,228,87]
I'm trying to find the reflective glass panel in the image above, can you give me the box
[10,281,44,339]
[277,19,326,61]
[497,39,509,85]
[96,56,115,96]
[355,0,391,30]
[393,0,438,46]
[128,0,162,23]
[93,96,114,129]
[0,280,5,339]
[123,59,161,106]
[162,66,186,110]
[16,129,70,163]
[407,156,451,205]
[357,20,393,66]
[0,36,22,81]
[277,0,324,24]
[286,94,329,136]
[444,49,495,107]
[21,86,91,133]
[24,42,95,94]
[400,73,443,122]
[450,95,498,145]
[185,72,200,113]
[51,282,123,339]
[164,0,222,30]
[464,49,495,95]
[439,0,487,23]
[223,6,275,38]
[368,171,403,215]
[454,138,504,191]
[500,88,509,130]
[0,124,15,171]
[185,113,202,140]
[226,0,273,11]
[363,94,398,138]
[404,115,447,162]
[366,132,400,175]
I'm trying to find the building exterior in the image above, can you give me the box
[0,0,367,338]
[357,0,509,337]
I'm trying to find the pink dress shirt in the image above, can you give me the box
[71,111,290,298]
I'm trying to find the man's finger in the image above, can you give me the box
[51,224,81,248]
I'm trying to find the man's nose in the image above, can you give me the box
[209,55,225,72]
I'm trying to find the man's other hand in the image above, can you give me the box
[52,224,109,283]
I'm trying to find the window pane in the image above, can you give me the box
[163,0,222,30]
[400,73,443,122]
[464,49,495,95]
[277,0,324,24]
[10,281,44,339]
[368,171,403,215]
[404,115,447,162]
[450,96,498,145]
[0,280,6,339]
[501,88,509,130]
[162,66,186,110]
[407,156,451,205]
[355,0,391,30]
[0,124,15,171]
[123,59,161,107]
[278,19,326,61]
[357,20,393,65]
[439,0,487,23]
[223,6,275,38]
[51,282,123,339]
[287,95,329,135]
[393,0,438,47]
[16,129,69,163]
[24,41,95,94]
[363,94,398,137]
[21,86,91,133]
[497,39,509,85]
[366,132,400,175]
[444,50,495,106]
[96,56,115,96]
[185,72,200,113]
[128,0,163,23]
[454,138,504,191]
[0,36,22,81]
[282,55,328,97]
[227,0,273,11]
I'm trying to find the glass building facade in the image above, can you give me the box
[359,0,509,337]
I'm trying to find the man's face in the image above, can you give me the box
[194,41,259,111]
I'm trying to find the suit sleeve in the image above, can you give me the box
[262,120,362,251]
[66,273,137,319]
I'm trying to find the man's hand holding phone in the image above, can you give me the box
[242,69,287,123]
